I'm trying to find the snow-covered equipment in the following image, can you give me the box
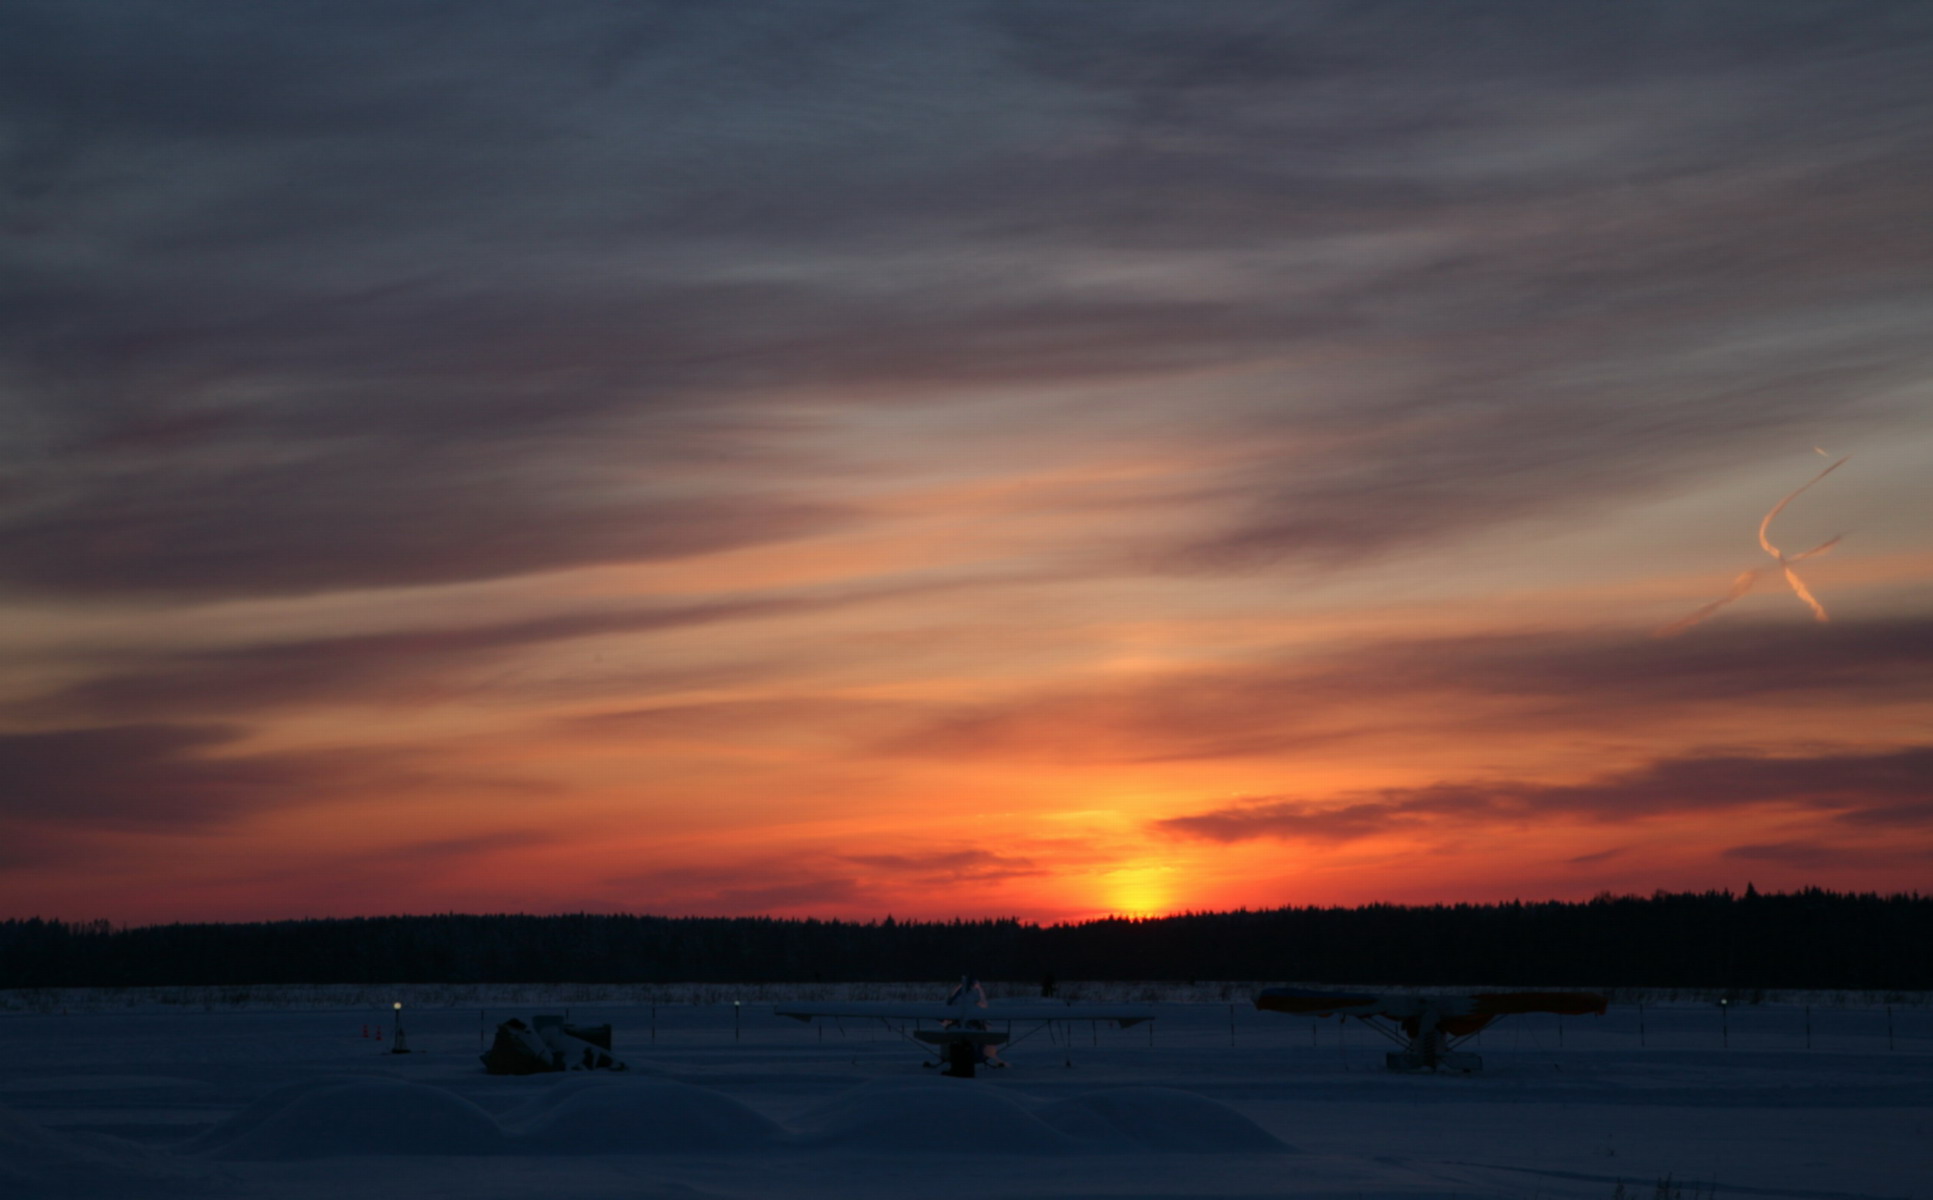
[1255,987,1608,1072]
[480,1016,626,1075]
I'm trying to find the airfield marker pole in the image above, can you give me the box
[1804,1005,1811,1051]
[1638,1003,1646,1047]
[734,999,741,1043]
[1720,999,1729,1049]
[1886,1006,1893,1051]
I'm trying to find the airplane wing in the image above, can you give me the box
[1252,988,1387,1017]
[1468,991,1608,1017]
[1255,987,1605,1022]
[1255,986,1607,1072]
[773,1001,1158,1027]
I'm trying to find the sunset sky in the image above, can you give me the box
[4,2,1931,927]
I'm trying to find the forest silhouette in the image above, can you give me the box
[4,889,1925,990]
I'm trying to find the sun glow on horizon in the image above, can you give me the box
[1099,861,1178,919]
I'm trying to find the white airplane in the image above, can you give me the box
[1255,987,1607,1072]
[773,999,1159,1078]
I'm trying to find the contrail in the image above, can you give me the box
[1657,455,1848,637]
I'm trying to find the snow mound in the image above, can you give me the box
[497,1070,663,1125]
[792,1079,1077,1154]
[0,1104,207,1198]
[204,1079,506,1159]
[517,1078,781,1153]
[184,1073,395,1154]
[1042,1087,1292,1153]
[1,1103,107,1178]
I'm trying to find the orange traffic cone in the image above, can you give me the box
[361,1024,369,1038]
[375,1026,384,1042]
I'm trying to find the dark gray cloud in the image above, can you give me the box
[0,723,348,829]
[4,2,1930,599]
[25,592,882,720]
[1344,618,1933,710]
[26,572,1015,721]
[1157,745,1933,843]
[1722,842,1847,868]
[0,465,845,598]
[0,824,81,871]
[358,829,556,866]
[1721,841,1928,869]
[843,849,1044,884]
[882,618,1933,764]
[604,845,1068,916]
[567,696,901,746]
[609,861,865,917]
[1567,846,1629,866]
[699,877,865,914]
[1832,800,1933,829]
[0,722,538,831]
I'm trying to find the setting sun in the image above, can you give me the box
[1102,863,1177,919]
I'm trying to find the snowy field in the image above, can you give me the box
[3,987,1928,1200]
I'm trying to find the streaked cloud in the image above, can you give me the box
[1722,841,1928,869]
[0,722,543,833]
[1156,746,1933,844]
[881,619,1933,764]
[609,862,866,918]
[842,850,1045,884]
[19,582,981,720]
[2,1,1929,920]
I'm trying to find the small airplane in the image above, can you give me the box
[1255,986,1608,1073]
[773,998,1159,1078]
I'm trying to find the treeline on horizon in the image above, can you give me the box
[2,888,1927,991]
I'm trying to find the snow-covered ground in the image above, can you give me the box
[2,989,1927,1199]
